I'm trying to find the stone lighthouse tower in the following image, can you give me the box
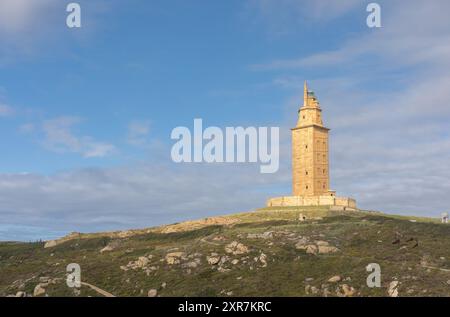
[292,81,330,196]
[266,81,357,210]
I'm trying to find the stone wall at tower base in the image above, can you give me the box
[266,195,357,211]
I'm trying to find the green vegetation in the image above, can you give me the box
[1,208,449,297]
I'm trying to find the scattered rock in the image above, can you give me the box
[337,284,356,297]
[388,281,399,297]
[100,240,122,253]
[161,282,167,289]
[100,245,114,253]
[144,266,158,276]
[219,289,234,296]
[219,256,230,265]
[15,291,26,297]
[296,239,339,255]
[259,253,268,267]
[182,259,200,269]
[225,241,249,255]
[137,256,150,267]
[147,289,158,297]
[305,285,319,295]
[122,254,155,271]
[165,252,185,265]
[44,240,57,248]
[33,284,46,297]
[231,259,239,265]
[207,256,221,265]
[296,244,318,254]
[328,275,342,283]
[321,284,332,297]
[318,245,339,254]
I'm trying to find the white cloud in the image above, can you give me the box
[0,0,60,64]
[18,122,35,134]
[0,0,58,34]
[244,0,362,35]
[248,0,361,22]
[0,0,118,65]
[0,163,287,240]
[253,0,450,71]
[0,103,14,117]
[127,120,151,146]
[42,116,116,158]
[83,143,116,158]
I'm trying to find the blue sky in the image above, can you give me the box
[1,0,450,241]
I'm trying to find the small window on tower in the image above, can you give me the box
[303,116,306,119]
[323,169,325,174]
[305,171,308,175]
[306,185,309,190]
[305,145,308,149]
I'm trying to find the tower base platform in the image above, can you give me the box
[266,195,357,211]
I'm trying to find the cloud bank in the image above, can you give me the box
[0,163,288,241]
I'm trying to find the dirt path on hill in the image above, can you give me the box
[81,282,115,297]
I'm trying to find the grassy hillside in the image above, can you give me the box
[1,207,449,297]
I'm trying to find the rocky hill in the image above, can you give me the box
[1,207,449,297]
